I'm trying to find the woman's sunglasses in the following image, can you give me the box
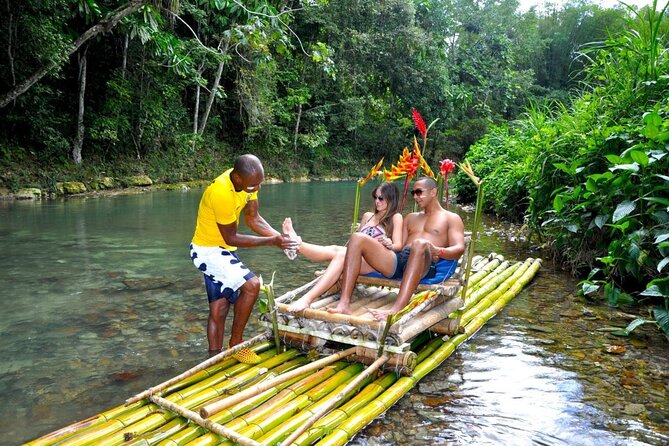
[373,195,385,201]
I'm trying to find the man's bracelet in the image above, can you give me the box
[438,247,445,258]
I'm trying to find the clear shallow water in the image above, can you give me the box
[0,182,667,445]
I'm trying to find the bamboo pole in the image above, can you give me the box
[376,313,393,357]
[275,277,321,303]
[290,307,382,329]
[455,261,521,314]
[263,274,283,354]
[149,395,262,446]
[154,362,336,446]
[280,354,389,446]
[185,364,368,446]
[93,355,308,446]
[351,181,362,234]
[458,182,484,304]
[199,347,357,418]
[461,259,533,324]
[396,297,464,342]
[24,401,147,446]
[126,332,271,405]
[287,374,397,446]
[123,417,190,445]
[353,346,416,370]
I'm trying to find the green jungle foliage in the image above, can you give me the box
[1,1,666,334]
[1,0,629,187]
[453,2,669,337]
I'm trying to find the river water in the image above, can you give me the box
[0,182,667,446]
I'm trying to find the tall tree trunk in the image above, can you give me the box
[193,83,201,135]
[122,33,129,79]
[0,0,148,108]
[197,40,229,136]
[5,0,16,87]
[133,46,147,160]
[293,103,302,154]
[72,46,88,164]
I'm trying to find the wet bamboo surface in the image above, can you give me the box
[26,256,541,446]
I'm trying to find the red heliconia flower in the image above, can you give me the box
[440,159,456,177]
[411,107,427,139]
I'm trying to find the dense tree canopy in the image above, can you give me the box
[1,0,630,179]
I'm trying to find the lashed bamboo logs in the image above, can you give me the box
[149,395,262,446]
[126,332,272,405]
[199,347,357,418]
[395,296,464,341]
[314,262,541,446]
[280,354,390,446]
[27,252,541,446]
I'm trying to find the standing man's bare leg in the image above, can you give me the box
[208,298,230,354]
[229,277,260,347]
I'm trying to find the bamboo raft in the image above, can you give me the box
[26,252,542,446]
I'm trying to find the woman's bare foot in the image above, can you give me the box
[282,217,302,249]
[369,308,395,321]
[282,217,299,239]
[326,304,352,315]
[286,297,312,312]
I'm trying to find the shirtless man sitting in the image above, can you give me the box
[328,177,466,321]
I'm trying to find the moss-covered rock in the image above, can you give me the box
[100,177,115,189]
[89,177,115,191]
[122,175,153,187]
[63,181,87,194]
[15,188,42,199]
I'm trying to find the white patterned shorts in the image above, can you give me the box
[189,243,256,303]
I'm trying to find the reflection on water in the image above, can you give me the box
[0,183,667,446]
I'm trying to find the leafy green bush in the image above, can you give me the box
[458,4,669,337]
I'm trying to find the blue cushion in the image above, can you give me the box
[362,258,458,285]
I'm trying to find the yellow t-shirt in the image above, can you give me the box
[191,169,258,249]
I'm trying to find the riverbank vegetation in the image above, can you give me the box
[2,0,630,186]
[452,1,669,337]
[1,0,667,336]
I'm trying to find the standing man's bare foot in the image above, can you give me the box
[326,304,352,315]
[369,308,395,321]
[286,297,312,312]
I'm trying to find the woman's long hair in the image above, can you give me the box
[371,182,401,235]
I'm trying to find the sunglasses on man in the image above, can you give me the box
[410,188,433,197]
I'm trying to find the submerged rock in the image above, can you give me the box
[623,403,646,416]
[122,278,173,290]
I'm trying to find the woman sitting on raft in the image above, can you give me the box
[284,181,404,312]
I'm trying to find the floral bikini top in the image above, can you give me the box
[359,222,386,239]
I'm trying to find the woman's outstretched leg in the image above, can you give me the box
[287,250,346,312]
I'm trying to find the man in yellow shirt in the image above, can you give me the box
[190,154,297,362]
